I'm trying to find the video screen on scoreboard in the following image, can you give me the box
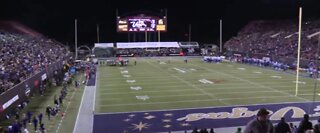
[128,18,156,32]
[117,16,167,32]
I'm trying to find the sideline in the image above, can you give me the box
[73,72,96,133]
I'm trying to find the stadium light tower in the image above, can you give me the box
[75,19,78,59]
[97,24,100,43]
[188,24,191,44]
[220,19,223,53]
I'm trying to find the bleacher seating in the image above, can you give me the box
[225,19,320,61]
[0,30,69,94]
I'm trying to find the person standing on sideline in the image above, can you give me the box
[27,111,32,124]
[32,116,38,131]
[244,108,274,133]
[38,112,43,125]
[46,105,51,120]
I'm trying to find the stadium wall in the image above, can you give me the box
[0,59,65,120]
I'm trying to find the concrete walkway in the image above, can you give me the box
[73,70,97,133]
[73,86,95,133]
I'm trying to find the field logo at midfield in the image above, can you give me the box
[130,86,142,91]
[121,70,129,74]
[136,95,149,101]
[292,81,306,84]
[123,75,131,78]
[237,68,246,70]
[127,80,136,83]
[199,79,213,84]
[271,76,282,79]
[173,68,186,73]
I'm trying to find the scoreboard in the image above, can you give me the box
[117,15,167,32]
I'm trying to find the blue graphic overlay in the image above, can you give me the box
[93,102,320,133]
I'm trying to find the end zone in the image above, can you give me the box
[93,101,320,133]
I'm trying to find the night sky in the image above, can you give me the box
[1,0,320,47]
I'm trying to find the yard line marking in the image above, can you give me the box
[126,80,136,83]
[146,60,229,105]
[100,94,208,101]
[173,67,186,73]
[104,76,175,80]
[102,84,187,90]
[190,64,310,102]
[159,62,167,64]
[99,89,315,101]
[271,76,282,79]
[101,80,315,89]
[198,79,214,84]
[110,77,176,80]
[292,81,306,84]
[136,95,150,101]
[99,85,316,95]
[98,95,300,107]
[95,101,314,115]
[130,86,142,91]
[120,70,128,74]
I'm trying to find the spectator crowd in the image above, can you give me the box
[0,30,69,94]
[225,19,320,61]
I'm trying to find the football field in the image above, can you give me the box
[95,57,319,113]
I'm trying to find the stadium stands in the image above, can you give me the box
[225,19,320,61]
[0,30,69,94]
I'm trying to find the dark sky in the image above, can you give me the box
[1,0,320,47]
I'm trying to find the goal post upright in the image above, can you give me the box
[295,7,302,96]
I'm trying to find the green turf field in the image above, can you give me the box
[95,57,320,113]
